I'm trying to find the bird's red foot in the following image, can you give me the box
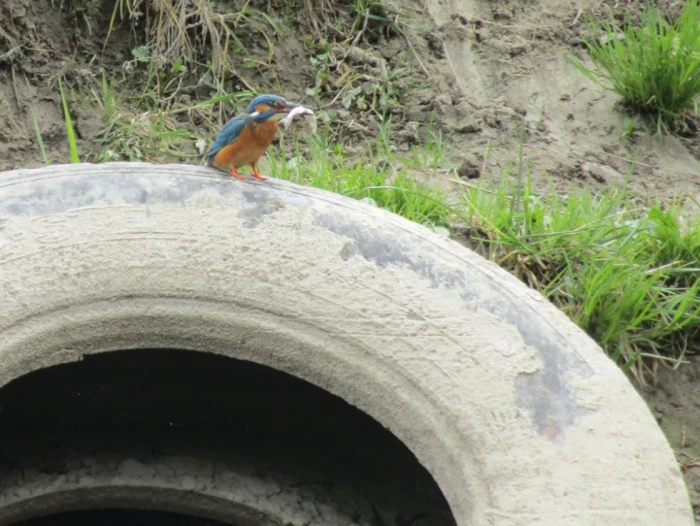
[228,167,246,180]
[250,167,267,181]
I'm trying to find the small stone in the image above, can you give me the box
[508,42,529,56]
[457,157,481,179]
[180,474,196,490]
[580,162,623,185]
[397,121,420,144]
[378,39,403,60]
[425,32,445,58]
[513,105,527,117]
[434,93,451,107]
[433,226,451,238]
[117,459,151,478]
[492,8,513,21]
[456,120,481,134]
[406,108,429,122]
[367,119,381,135]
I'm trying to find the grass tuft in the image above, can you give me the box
[29,106,51,166]
[91,72,251,162]
[58,77,80,163]
[105,0,280,97]
[571,0,700,131]
[269,134,452,228]
[458,177,700,380]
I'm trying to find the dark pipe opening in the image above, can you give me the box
[0,349,456,525]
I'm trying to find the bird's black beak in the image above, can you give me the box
[278,102,298,113]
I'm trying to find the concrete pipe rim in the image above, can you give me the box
[0,162,692,525]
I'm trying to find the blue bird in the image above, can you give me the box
[206,94,304,181]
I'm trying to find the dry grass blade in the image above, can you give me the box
[103,0,278,95]
[29,105,50,165]
[305,0,335,32]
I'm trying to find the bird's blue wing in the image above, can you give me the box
[206,115,252,163]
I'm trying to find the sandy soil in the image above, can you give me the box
[0,0,698,519]
[417,0,700,203]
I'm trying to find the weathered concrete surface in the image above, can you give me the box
[0,163,692,525]
[0,452,383,526]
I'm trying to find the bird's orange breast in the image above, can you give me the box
[212,120,279,170]
[250,119,279,148]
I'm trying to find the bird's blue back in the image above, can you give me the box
[206,114,253,163]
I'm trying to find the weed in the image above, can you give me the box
[622,117,647,140]
[58,77,80,163]
[404,120,451,170]
[645,206,700,289]
[571,1,700,131]
[94,108,192,162]
[457,175,700,380]
[61,0,103,33]
[105,0,280,97]
[269,134,452,227]
[29,106,50,166]
[306,42,408,120]
[0,45,21,63]
[92,73,186,162]
[91,71,252,162]
[302,0,396,37]
[351,0,401,41]
[303,0,334,32]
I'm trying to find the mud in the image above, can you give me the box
[641,358,700,522]
[0,0,699,520]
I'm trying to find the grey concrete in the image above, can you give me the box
[0,162,692,525]
[0,452,375,526]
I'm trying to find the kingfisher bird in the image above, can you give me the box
[206,94,305,181]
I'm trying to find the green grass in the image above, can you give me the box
[457,176,700,379]
[58,77,80,163]
[90,72,252,163]
[29,106,51,165]
[269,135,452,228]
[104,0,281,97]
[571,0,700,131]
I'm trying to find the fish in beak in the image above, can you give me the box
[279,104,316,130]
